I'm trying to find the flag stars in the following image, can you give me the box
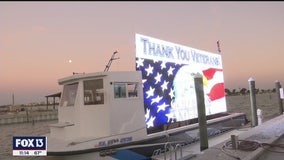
[145,64,154,76]
[146,116,156,128]
[161,80,169,92]
[145,108,150,121]
[146,86,155,98]
[161,61,167,70]
[157,102,169,113]
[154,73,162,84]
[136,58,144,68]
[141,79,147,88]
[166,112,175,123]
[167,66,175,76]
[151,95,163,105]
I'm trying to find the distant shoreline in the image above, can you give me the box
[0,109,58,125]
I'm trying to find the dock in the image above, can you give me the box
[151,114,284,160]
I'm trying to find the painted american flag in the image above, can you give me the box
[136,58,226,130]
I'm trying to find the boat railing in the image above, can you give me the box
[174,143,182,160]
[151,141,185,160]
[152,148,163,157]
[164,142,173,160]
[164,142,184,160]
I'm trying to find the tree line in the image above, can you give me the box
[225,88,276,96]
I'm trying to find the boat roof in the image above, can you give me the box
[58,71,139,85]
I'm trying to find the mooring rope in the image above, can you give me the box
[221,139,284,160]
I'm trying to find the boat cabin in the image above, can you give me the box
[49,71,147,141]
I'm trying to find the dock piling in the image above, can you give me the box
[248,77,258,127]
[275,80,283,115]
[194,73,209,151]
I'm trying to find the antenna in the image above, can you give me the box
[217,40,221,54]
[104,51,119,72]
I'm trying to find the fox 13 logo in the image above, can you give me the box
[13,136,47,156]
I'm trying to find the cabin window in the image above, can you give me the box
[114,82,138,98]
[60,83,78,107]
[114,83,126,98]
[84,79,104,105]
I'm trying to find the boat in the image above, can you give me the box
[46,34,248,159]
[46,70,247,158]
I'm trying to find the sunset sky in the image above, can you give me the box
[1,2,284,105]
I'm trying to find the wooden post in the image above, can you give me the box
[194,73,208,151]
[248,77,258,127]
[46,97,49,110]
[12,93,14,106]
[53,97,55,110]
[275,80,283,115]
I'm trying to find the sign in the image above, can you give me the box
[13,136,47,156]
[135,33,227,134]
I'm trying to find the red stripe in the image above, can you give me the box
[207,83,225,101]
[202,68,223,80]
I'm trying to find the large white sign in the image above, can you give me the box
[135,33,227,134]
[135,34,223,69]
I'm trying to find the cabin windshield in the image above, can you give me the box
[84,79,104,105]
[60,83,78,107]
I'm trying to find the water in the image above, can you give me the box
[0,120,57,160]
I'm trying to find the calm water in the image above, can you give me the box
[0,120,57,160]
